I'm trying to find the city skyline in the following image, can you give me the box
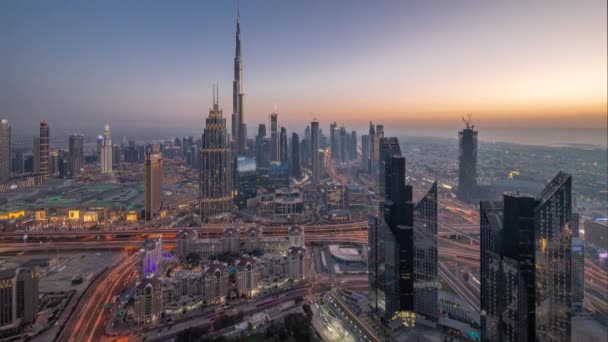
[1,1,606,140]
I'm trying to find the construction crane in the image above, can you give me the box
[462,113,474,130]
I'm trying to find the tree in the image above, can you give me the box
[302,304,313,322]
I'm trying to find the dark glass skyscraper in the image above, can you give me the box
[369,139,416,326]
[480,172,572,342]
[413,181,438,322]
[0,120,11,182]
[290,132,301,179]
[361,134,369,173]
[200,87,234,221]
[270,113,278,161]
[457,118,477,202]
[378,137,401,199]
[279,127,288,163]
[330,122,337,160]
[311,120,320,186]
[68,133,84,178]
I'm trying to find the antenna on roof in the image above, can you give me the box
[461,113,474,130]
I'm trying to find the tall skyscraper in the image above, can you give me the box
[144,152,163,221]
[270,113,278,161]
[480,172,572,342]
[572,236,584,314]
[200,86,234,221]
[39,121,50,179]
[68,134,84,178]
[101,123,113,174]
[33,137,40,174]
[378,137,401,199]
[350,130,357,160]
[330,122,337,160]
[311,120,320,186]
[369,151,415,325]
[361,134,369,173]
[371,124,383,176]
[0,120,11,182]
[290,132,301,179]
[457,116,477,202]
[339,126,347,162]
[413,181,438,322]
[368,123,375,174]
[231,11,246,154]
[279,127,288,163]
[255,124,267,168]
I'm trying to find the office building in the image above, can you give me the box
[369,145,416,326]
[235,156,256,209]
[0,264,39,335]
[38,121,50,179]
[255,124,267,168]
[290,132,301,179]
[0,120,10,182]
[96,135,103,162]
[200,86,234,221]
[145,152,163,221]
[270,113,278,161]
[311,120,320,186]
[457,117,477,202]
[350,130,357,161]
[413,181,438,322]
[330,122,337,160]
[68,134,84,178]
[279,127,288,163]
[33,137,40,174]
[378,137,401,199]
[572,237,584,314]
[368,123,375,174]
[231,12,247,155]
[480,172,572,342]
[133,277,163,325]
[361,134,369,173]
[101,123,112,174]
[371,124,384,175]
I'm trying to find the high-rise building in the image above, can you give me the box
[457,117,477,202]
[141,238,162,278]
[200,86,234,221]
[480,172,572,342]
[338,126,347,162]
[0,264,39,331]
[350,130,357,160]
[38,121,50,180]
[371,124,384,176]
[101,123,113,174]
[361,134,369,173]
[0,120,11,182]
[330,122,337,160]
[96,135,103,162]
[311,120,320,186]
[235,156,256,209]
[290,132,301,179]
[279,127,288,163]
[33,137,40,174]
[572,237,584,314]
[369,152,415,325]
[378,137,401,199]
[413,181,438,322]
[270,113,278,161]
[368,123,375,174]
[144,152,163,221]
[68,134,84,178]
[255,124,268,168]
[231,11,247,154]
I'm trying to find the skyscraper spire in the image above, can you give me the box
[231,6,246,155]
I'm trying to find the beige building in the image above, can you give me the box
[287,246,309,283]
[133,277,163,325]
[0,265,39,336]
[235,256,261,298]
[144,152,163,221]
